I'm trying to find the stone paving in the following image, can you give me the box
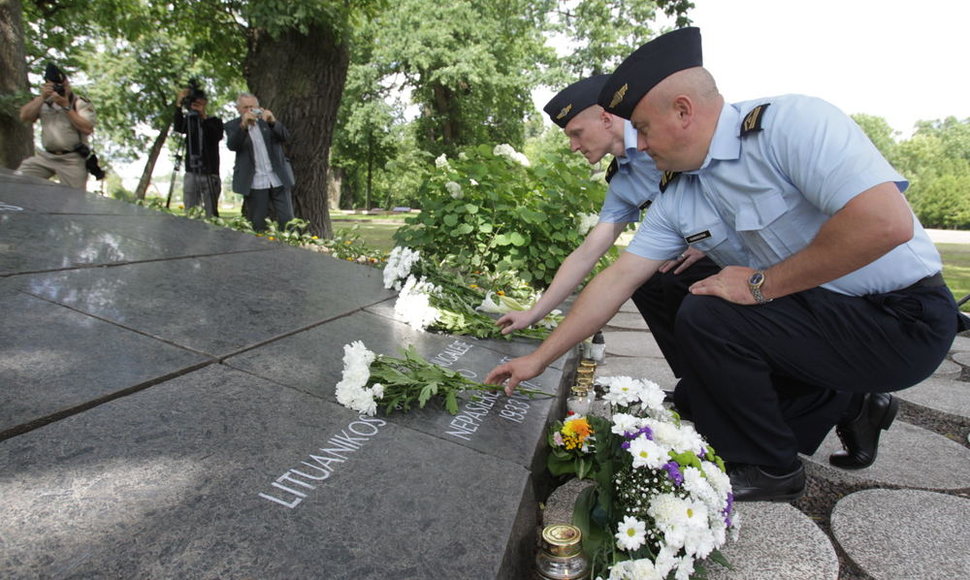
[544,299,970,579]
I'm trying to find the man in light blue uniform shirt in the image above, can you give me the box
[486,28,963,502]
[497,74,722,379]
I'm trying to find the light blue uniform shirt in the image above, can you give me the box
[598,121,663,224]
[627,94,942,295]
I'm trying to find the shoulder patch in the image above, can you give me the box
[659,171,680,193]
[740,103,770,137]
[605,158,619,183]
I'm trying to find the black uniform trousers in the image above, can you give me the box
[630,255,722,378]
[671,282,958,468]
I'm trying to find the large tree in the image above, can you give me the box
[0,0,35,169]
[370,0,555,157]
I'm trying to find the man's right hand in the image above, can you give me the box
[495,309,539,335]
[484,354,547,396]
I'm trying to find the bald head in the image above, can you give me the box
[629,67,724,172]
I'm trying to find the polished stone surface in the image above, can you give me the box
[0,286,208,437]
[832,489,970,580]
[0,174,566,578]
[0,365,537,578]
[9,247,394,357]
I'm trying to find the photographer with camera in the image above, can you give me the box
[225,92,294,232]
[16,63,99,190]
[173,81,224,217]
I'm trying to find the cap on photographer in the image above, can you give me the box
[16,63,98,190]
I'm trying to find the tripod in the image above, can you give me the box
[168,109,218,216]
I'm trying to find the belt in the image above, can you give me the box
[905,272,945,290]
[45,149,74,155]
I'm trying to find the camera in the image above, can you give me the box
[250,108,263,117]
[44,63,66,97]
[180,78,207,110]
[73,143,106,180]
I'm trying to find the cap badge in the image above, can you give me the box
[608,83,628,109]
[555,104,573,120]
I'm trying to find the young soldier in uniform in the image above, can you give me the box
[486,28,962,501]
[16,64,96,190]
[497,74,725,380]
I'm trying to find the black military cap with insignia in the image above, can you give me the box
[543,74,610,129]
[597,27,703,120]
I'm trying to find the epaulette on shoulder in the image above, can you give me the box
[659,171,680,193]
[740,103,770,137]
[605,158,619,183]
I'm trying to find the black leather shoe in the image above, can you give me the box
[829,393,899,470]
[727,462,806,502]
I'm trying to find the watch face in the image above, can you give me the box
[748,272,765,286]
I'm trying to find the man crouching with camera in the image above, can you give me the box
[16,63,98,190]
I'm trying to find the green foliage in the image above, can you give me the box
[393,143,603,289]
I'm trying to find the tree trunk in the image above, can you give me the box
[135,122,171,200]
[244,23,349,238]
[0,0,33,170]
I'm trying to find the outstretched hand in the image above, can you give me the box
[483,355,546,396]
[495,309,537,335]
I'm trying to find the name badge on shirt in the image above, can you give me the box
[685,231,711,244]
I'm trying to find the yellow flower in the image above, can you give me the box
[268,236,276,241]
[312,236,319,240]
[497,290,506,296]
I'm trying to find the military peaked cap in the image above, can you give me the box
[544,74,610,128]
[597,27,703,119]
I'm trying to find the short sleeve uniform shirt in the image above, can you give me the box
[598,121,663,224]
[626,94,941,295]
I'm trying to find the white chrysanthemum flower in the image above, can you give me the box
[649,420,706,454]
[608,558,663,580]
[342,340,375,366]
[492,143,531,166]
[701,460,732,497]
[600,375,648,407]
[576,212,600,235]
[627,435,669,469]
[633,378,667,413]
[614,515,647,551]
[649,493,710,552]
[435,154,449,169]
[394,275,441,330]
[445,181,463,199]
[610,412,642,436]
[383,246,422,290]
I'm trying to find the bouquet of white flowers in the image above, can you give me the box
[335,341,550,416]
[547,376,739,580]
[383,246,558,340]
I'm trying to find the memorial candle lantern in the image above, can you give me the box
[535,523,589,579]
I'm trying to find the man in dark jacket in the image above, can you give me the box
[225,93,294,231]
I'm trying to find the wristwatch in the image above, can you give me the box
[747,271,772,305]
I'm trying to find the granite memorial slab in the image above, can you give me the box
[0,175,154,216]
[0,286,209,439]
[0,364,541,578]
[365,299,568,367]
[10,248,395,357]
[224,308,570,474]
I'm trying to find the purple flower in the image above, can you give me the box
[723,492,735,526]
[663,461,684,486]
